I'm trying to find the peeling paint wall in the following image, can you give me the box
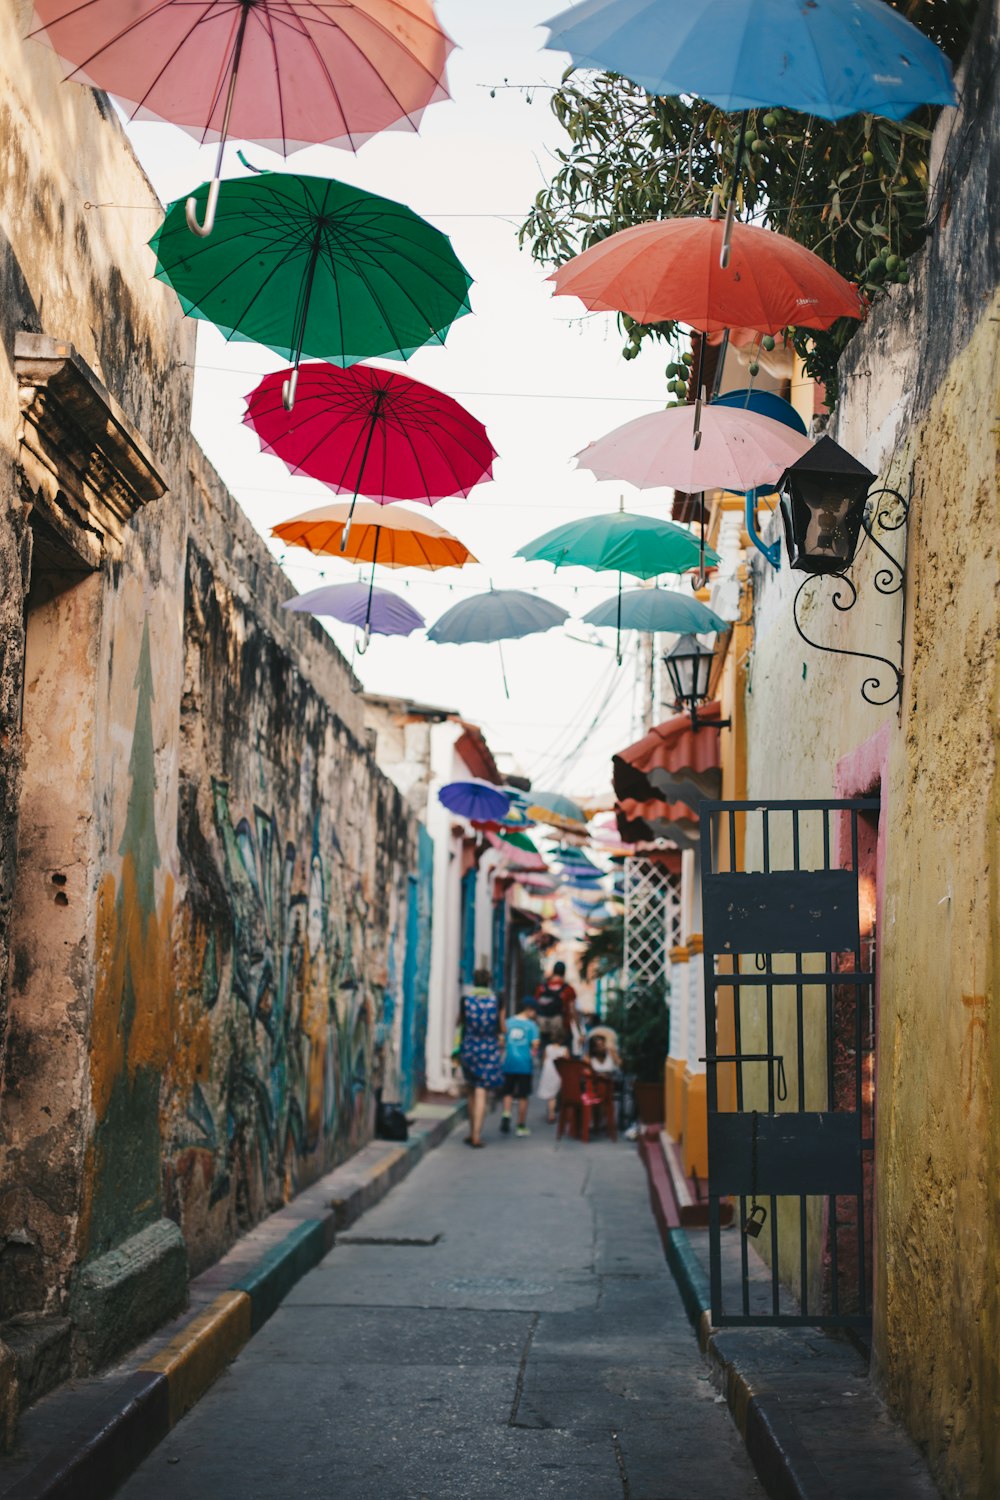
[0,0,421,1380]
[740,5,1000,1492]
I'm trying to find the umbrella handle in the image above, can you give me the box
[356,623,371,655]
[692,392,703,451]
[186,177,221,238]
[282,367,299,412]
[720,198,736,269]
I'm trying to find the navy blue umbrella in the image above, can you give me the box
[438,780,512,822]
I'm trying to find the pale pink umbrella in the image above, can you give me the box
[575,404,812,496]
[28,0,453,236]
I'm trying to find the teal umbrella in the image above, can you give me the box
[150,171,473,409]
[583,585,726,635]
[517,505,719,663]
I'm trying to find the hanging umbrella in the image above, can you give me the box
[516,505,719,663]
[542,0,956,121]
[282,580,424,654]
[427,590,568,644]
[427,589,569,698]
[583,585,726,635]
[576,404,812,495]
[31,0,452,236]
[247,364,496,539]
[272,499,476,569]
[150,174,472,406]
[526,790,588,830]
[547,216,864,334]
[438,780,511,822]
[516,506,710,578]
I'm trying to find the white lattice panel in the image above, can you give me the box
[624,858,678,992]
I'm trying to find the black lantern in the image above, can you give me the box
[779,435,876,574]
[663,634,728,731]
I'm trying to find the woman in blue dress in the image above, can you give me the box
[458,968,505,1147]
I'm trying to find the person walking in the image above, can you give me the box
[457,968,505,1148]
[534,960,579,1052]
[500,1000,540,1137]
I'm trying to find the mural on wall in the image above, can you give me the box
[86,618,175,1257]
[164,780,377,1248]
[160,542,417,1266]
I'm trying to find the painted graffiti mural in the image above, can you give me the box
[159,544,419,1268]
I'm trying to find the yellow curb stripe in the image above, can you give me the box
[366,1147,408,1182]
[140,1290,252,1426]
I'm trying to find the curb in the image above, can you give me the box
[1,1102,465,1500]
[638,1136,831,1500]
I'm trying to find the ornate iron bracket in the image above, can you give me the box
[791,484,909,707]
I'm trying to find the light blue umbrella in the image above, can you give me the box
[543,0,956,121]
[428,588,569,697]
[583,585,726,635]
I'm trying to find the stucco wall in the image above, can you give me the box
[741,4,1000,1491]
[0,0,422,1377]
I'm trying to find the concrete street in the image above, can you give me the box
[118,1102,763,1500]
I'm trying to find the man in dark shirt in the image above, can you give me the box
[534,961,577,1047]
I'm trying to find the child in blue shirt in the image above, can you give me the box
[500,1001,540,1137]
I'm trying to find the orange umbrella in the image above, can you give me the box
[548,216,863,335]
[272,499,475,569]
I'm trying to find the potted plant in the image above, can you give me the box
[605,981,670,1124]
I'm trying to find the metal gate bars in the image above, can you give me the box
[699,799,878,1329]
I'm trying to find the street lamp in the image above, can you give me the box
[779,435,877,575]
[663,634,730,732]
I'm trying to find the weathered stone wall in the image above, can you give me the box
[742,4,1000,1492]
[0,0,421,1389]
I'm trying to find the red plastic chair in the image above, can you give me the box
[555,1059,616,1142]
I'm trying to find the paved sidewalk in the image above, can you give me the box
[118,1100,764,1500]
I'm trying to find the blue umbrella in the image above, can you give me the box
[716,388,809,567]
[543,0,956,121]
[428,588,568,644]
[428,588,569,698]
[583,585,726,635]
[438,780,512,822]
[283,581,425,653]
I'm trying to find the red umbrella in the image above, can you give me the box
[245,363,496,545]
[549,216,864,335]
[28,0,453,235]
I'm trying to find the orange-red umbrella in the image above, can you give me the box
[549,216,864,335]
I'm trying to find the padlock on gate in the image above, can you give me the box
[742,1203,767,1238]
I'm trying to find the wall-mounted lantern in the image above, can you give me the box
[779,436,876,575]
[776,436,911,707]
[663,634,731,732]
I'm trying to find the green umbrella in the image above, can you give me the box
[149,171,473,409]
[515,506,717,577]
[516,504,719,663]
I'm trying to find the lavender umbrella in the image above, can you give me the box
[282,581,425,652]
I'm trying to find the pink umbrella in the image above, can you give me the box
[575,404,812,496]
[29,0,453,235]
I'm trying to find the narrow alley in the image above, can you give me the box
[117,1113,762,1500]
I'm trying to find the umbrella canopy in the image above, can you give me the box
[150,174,472,389]
[31,0,452,234]
[272,500,476,569]
[542,0,955,121]
[548,217,864,333]
[427,590,569,645]
[438,780,511,822]
[576,404,813,495]
[527,790,587,826]
[515,508,716,578]
[282,581,424,637]
[247,364,496,534]
[583,586,726,635]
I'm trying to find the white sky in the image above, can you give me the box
[122,0,681,797]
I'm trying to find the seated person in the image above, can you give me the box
[588,1031,619,1075]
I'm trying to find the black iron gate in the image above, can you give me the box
[700,799,878,1329]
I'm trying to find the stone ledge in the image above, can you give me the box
[68,1221,187,1374]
